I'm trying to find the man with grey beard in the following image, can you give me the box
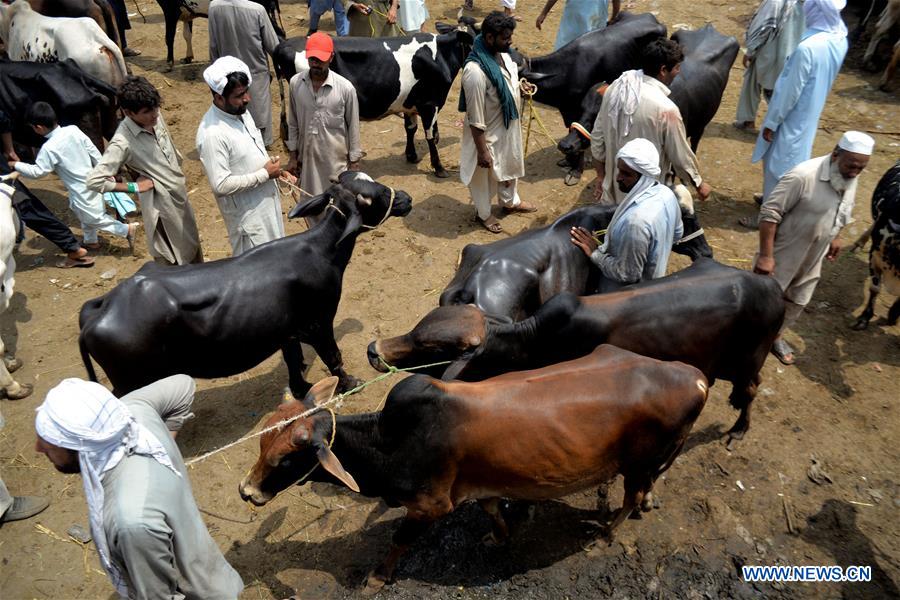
[753,130,874,365]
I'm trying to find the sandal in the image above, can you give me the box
[478,216,503,234]
[770,338,795,365]
[56,256,96,269]
[83,242,102,250]
[738,215,758,229]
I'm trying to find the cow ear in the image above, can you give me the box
[441,355,472,381]
[316,444,360,492]
[356,193,372,207]
[304,376,339,407]
[288,192,330,219]
[338,212,363,244]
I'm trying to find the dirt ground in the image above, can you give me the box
[1,0,899,598]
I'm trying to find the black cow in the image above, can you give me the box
[439,199,712,321]
[370,259,785,444]
[557,24,739,183]
[154,0,283,69]
[514,11,665,175]
[79,172,412,397]
[272,28,474,178]
[852,159,900,330]
[0,59,118,153]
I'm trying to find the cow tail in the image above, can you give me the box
[79,334,99,383]
[99,43,128,87]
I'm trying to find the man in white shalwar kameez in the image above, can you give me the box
[590,38,712,206]
[197,56,285,255]
[459,11,536,234]
[34,376,244,600]
[286,33,363,209]
[753,131,873,365]
[208,0,280,147]
[734,0,805,130]
[750,0,848,204]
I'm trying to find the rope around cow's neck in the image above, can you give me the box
[184,358,451,467]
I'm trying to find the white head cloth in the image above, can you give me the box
[803,0,847,36]
[607,70,644,137]
[600,138,663,252]
[35,379,180,598]
[203,56,253,95]
[838,130,875,155]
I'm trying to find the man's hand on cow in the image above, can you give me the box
[697,181,712,201]
[762,127,775,143]
[135,177,155,193]
[265,157,282,179]
[753,254,775,276]
[570,226,598,257]
[826,238,842,261]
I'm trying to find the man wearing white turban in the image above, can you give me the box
[747,0,848,220]
[571,138,683,290]
[34,375,243,599]
[754,131,873,365]
[197,56,287,256]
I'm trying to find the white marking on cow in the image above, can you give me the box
[0,174,31,399]
[673,183,695,215]
[350,172,375,183]
[293,49,309,74]
[386,36,439,114]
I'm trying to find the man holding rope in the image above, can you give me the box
[459,11,537,234]
[34,375,243,599]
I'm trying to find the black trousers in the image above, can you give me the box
[1,162,80,254]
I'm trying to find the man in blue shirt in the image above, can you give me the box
[570,138,683,291]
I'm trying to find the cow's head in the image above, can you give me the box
[239,376,360,506]
[435,16,476,59]
[671,184,713,261]
[368,304,506,380]
[287,171,412,243]
[557,82,608,156]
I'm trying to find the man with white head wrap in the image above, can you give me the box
[589,38,711,205]
[747,0,849,217]
[734,0,805,130]
[754,131,873,365]
[197,56,286,256]
[34,375,243,599]
[571,138,683,291]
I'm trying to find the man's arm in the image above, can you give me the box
[591,221,651,284]
[754,169,801,274]
[535,0,559,30]
[286,77,303,175]
[198,127,274,197]
[344,83,363,167]
[260,7,280,56]
[589,100,607,199]
[462,67,492,169]
[86,136,131,193]
[121,374,196,433]
[13,145,57,179]
[663,108,710,200]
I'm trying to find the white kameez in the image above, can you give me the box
[286,69,363,196]
[459,54,524,220]
[14,126,128,243]
[590,74,702,205]
[757,155,857,306]
[196,105,284,255]
[399,0,428,32]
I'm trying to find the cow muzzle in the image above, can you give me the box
[238,475,273,506]
[367,341,389,372]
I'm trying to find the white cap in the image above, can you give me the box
[838,131,875,155]
[203,56,252,95]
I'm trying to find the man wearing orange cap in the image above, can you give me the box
[286,32,362,216]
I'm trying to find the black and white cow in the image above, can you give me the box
[272,28,475,178]
[852,160,900,330]
[0,0,127,87]
[556,23,739,184]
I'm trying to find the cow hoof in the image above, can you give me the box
[725,433,742,452]
[181,57,194,65]
[640,493,654,512]
[165,62,175,72]
[850,318,869,331]
[556,157,571,168]
[3,357,23,373]
[362,572,387,596]
[405,153,421,164]
[481,531,507,546]
[4,383,33,400]
[337,375,364,394]
[434,168,451,179]
[564,171,583,186]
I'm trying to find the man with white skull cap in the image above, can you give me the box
[754,130,874,365]
[197,56,288,256]
[571,137,684,291]
[34,375,243,599]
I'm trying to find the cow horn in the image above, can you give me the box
[304,376,339,407]
[316,444,360,492]
[356,193,372,207]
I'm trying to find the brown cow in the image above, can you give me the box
[239,346,708,593]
